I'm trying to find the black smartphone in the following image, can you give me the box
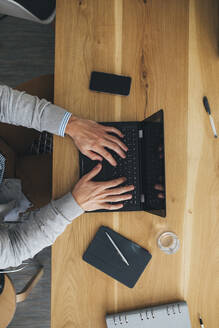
[89,71,131,96]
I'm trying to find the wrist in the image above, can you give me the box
[72,190,84,210]
[65,115,78,138]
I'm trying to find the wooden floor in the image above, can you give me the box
[0,16,54,87]
[8,248,51,328]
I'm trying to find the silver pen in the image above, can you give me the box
[105,232,129,266]
[199,316,205,328]
[203,96,218,138]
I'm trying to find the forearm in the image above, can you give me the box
[0,84,72,136]
[0,193,84,269]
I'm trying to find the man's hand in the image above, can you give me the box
[65,116,128,166]
[72,163,134,211]
[154,144,165,199]
[154,184,165,199]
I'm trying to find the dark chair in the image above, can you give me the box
[0,0,56,24]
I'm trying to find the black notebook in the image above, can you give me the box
[83,226,152,288]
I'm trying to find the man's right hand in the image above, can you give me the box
[72,163,134,211]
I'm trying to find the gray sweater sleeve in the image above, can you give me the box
[0,84,85,269]
[0,84,71,136]
[0,193,84,269]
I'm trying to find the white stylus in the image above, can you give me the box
[105,232,129,266]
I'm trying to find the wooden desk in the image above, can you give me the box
[52,0,219,327]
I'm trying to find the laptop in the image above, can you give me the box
[79,110,166,217]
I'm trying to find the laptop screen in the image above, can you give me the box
[141,110,166,217]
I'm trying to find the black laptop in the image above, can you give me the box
[79,110,166,217]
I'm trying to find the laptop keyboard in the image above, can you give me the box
[110,127,140,208]
[79,118,165,214]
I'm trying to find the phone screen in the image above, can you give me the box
[89,71,131,96]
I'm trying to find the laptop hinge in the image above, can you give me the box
[139,129,143,138]
[140,194,145,203]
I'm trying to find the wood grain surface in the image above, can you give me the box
[52,0,219,327]
[186,0,219,325]
[0,275,16,327]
